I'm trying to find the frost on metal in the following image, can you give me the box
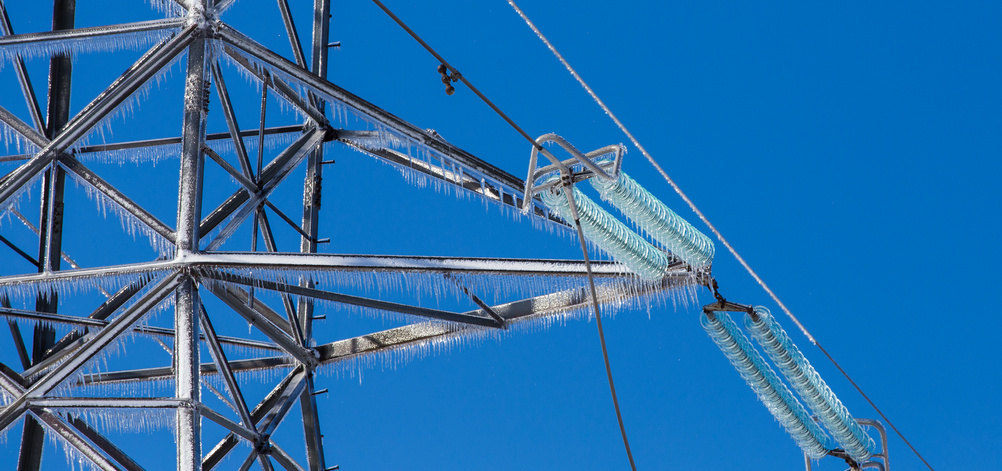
[0,27,180,66]
[0,2,711,469]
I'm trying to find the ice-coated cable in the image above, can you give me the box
[745,307,875,462]
[590,172,714,267]
[540,186,670,280]
[701,311,832,459]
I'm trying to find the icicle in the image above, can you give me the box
[76,141,181,165]
[58,407,175,435]
[0,120,41,157]
[702,311,833,459]
[0,168,43,229]
[0,28,180,66]
[147,0,187,17]
[0,269,168,312]
[745,307,875,462]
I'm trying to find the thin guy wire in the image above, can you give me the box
[366,2,640,467]
[504,2,934,469]
[563,181,638,471]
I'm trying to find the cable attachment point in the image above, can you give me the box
[437,64,459,95]
[702,279,754,319]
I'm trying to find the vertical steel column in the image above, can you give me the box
[18,1,74,470]
[176,2,209,470]
[298,2,332,469]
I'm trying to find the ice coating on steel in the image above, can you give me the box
[701,311,832,458]
[744,307,875,462]
[590,172,714,268]
[540,186,671,280]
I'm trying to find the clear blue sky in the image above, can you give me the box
[0,0,1000,470]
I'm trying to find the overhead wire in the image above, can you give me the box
[366,1,638,469]
[504,1,934,469]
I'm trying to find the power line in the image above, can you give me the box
[367,1,640,468]
[504,1,934,469]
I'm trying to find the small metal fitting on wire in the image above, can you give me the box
[437,64,459,95]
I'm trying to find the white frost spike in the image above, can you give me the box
[58,408,175,435]
[63,165,175,257]
[205,130,300,161]
[77,141,181,165]
[0,270,168,305]
[0,169,42,230]
[36,412,108,471]
[147,0,186,17]
[0,28,179,66]
[0,119,41,157]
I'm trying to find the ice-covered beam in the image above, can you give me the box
[0,18,184,51]
[203,284,317,368]
[190,252,658,277]
[0,2,45,133]
[315,275,687,364]
[0,364,135,471]
[0,24,196,207]
[217,22,525,192]
[79,274,690,386]
[202,368,306,470]
[200,128,325,249]
[202,271,503,328]
[0,274,181,432]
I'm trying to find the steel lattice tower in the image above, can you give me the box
[0,1,698,469]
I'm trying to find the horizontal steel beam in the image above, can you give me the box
[76,275,689,385]
[26,398,183,408]
[80,356,292,385]
[0,18,184,48]
[72,125,304,156]
[191,251,661,276]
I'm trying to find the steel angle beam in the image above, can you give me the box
[0,259,174,291]
[75,275,682,386]
[57,155,176,242]
[315,276,685,364]
[0,18,184,49]
[72,125,305,156]
[0,370,134,471]
[201,271,502,328]
[199,129,325,246]
[80,356,294,386]
[203,367,306,470]
[189,251,672,277]
[0,24,196,205]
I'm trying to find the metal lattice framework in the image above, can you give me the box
[0,1,701,470]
